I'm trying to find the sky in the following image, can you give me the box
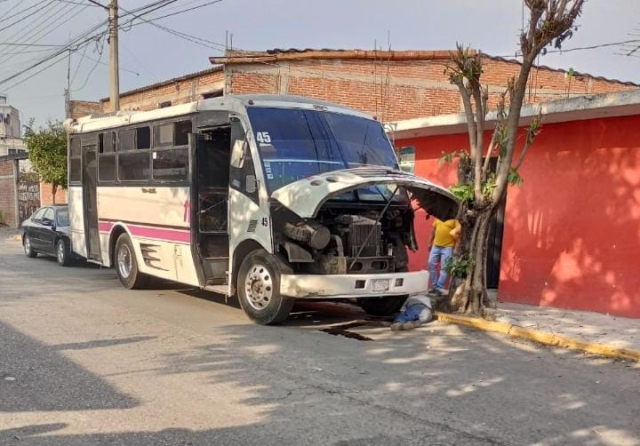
[1,0,640,128]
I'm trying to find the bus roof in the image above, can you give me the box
[64,94,373,134]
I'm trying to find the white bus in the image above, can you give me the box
[64,95,458,325]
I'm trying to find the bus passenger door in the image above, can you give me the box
[82,146,101,261]
[194,127,231,285]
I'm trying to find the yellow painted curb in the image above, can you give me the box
[434,312,640,362]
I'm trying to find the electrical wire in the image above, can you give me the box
[70,41,90,85]
[0,0,22,21]
[0,0,56,35]
[0,0,223,92]
[73,36,105,92]
[0,2,83,65]
[119,1,227,51]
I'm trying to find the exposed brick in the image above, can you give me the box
[70,52,635,123]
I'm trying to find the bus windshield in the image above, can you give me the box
[247,107,401,201]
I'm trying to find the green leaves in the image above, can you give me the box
[438,149,469,166]
[449,184,474,202]
[508,168,524,186]
[444,255,473,279]
[24,120,67,190]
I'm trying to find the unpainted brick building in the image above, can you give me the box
[73,49,637,122]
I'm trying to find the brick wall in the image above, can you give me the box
[40,182,67,206]
[69,51,637,123]
[68,100,102,119]
[226,56,637,122]
[101,68,225,113]
[0,160,16,226]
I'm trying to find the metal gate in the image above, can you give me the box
[17,174,40,225]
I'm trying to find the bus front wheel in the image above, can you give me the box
[115,233,148,290]
[237,250,294,325]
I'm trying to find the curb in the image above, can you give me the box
[434,312,640,362]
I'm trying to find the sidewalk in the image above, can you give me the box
[436,294,639,361]
[0,227,21,241]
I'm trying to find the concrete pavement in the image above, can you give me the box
[1,238,639,445]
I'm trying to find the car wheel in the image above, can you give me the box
[23,234,37,258]
[56,239,71,267]
[359,295,408,317]
[114,233,149,289]
[236,250,294,325]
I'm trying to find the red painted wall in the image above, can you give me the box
[397,114,640,318]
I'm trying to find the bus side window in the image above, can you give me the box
[230,121,259,204]
[69,137,82,184]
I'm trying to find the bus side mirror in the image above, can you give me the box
[231,140,247,169]
[246,175,257,194]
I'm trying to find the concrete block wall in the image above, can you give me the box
[0,160,16,226]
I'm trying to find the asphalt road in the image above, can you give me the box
[0,237,638,446]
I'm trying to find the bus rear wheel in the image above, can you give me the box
[237,250,294,325]
[115,233,148,290]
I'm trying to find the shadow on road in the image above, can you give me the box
[0,322,139,413]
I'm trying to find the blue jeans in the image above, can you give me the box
[428,245,453,290]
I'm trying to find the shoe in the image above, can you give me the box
[413,320,425,329]
[428,288,443,296]
[390,323,403,331]
[404,321,424,330]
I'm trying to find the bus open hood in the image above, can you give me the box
[270,168,459,220]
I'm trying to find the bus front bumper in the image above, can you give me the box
[280,271,429,299]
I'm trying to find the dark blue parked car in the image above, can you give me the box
[22,205,77,266]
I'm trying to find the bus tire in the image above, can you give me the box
[114,233,148,290]
[359,295,408,317]
[237,250,294,325]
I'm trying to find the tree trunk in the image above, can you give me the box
[450,208,494,316]
[52,183,57,205]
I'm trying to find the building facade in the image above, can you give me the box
[393,89,640,318]
[0,95,26,157]
[0,96,36,227]
[72,49,637,121]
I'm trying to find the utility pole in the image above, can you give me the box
[65,48,71,118]
[108,0,120,112]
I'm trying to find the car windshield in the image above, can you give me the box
[56,208,70,227]
[247,107,402,202]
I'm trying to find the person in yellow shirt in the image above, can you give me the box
[428,218,461,295]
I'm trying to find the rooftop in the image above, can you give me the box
[209,48,639,87]
[391,88,640,139]
[100,66,223,103]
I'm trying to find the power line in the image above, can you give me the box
[119,0,227,51]
[0,0,22,21]
[120,0,226,51]
[0,2,84,64]
[0,0,224,93]
[70,40,91,85]
[0,0,56,35]
[0,42,67,47]
[56,0,101,5]
[139,0,225,22]
[0,21,108,88]
[73,36,106,92]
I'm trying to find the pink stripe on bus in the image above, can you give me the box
[98,221,114,233]
[129,225,191,244]
[98,221,190,244]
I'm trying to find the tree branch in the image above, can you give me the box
[482,124,498,179]
[471,85,485,202]
[453,80,478,158]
